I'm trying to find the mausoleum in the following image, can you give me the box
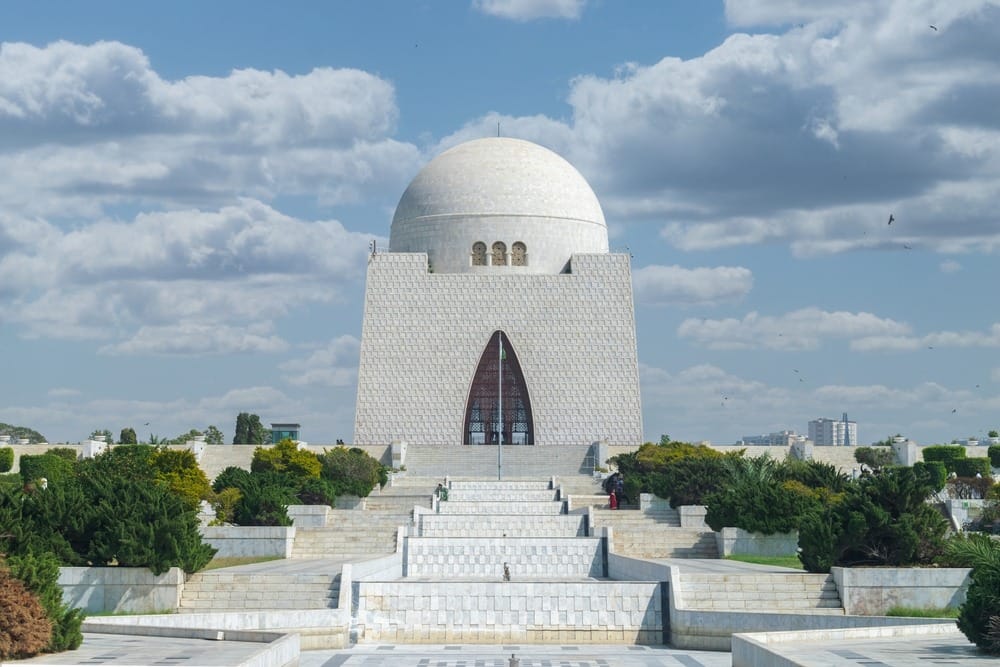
[353,137,643,447]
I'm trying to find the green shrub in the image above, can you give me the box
[989,445,1000,468]
[296,477,337,506]
[6,551,83,652]
[705,479,813,534]
[319,447,385,498]
[922,445,967,471]
[797,467,948,573]
[944,533,1000,654]
[251,439,320,478]
[913,461,948,491]
[18,454,74,487]
[0,566,52,659]
[209,487,242,525]
[82,475,216,574]
[781,459,850,492]
[44,448,78,463]
[651,455,734,507]
[953,458,992,479]
[150,449,212,510]
[212,466,252,494]
[0,472,20,489]
[233,483,294,527]
[0,447,13,473]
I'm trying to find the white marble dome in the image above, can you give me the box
[389,137,609,274]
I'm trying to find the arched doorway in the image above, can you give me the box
[463,331,534,445]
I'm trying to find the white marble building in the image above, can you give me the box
[353,137,643,447]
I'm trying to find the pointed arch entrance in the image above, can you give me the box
[464,331,534,445]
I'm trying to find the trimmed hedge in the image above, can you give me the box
[0,447,12,473]
[913,460,948,491]
[989,445,1000,468]
[922,445,967,471]
[44,448,78,463]
[18,455,74,487]
[953,458,991,479]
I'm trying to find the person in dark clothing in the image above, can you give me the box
[615,475,626,506]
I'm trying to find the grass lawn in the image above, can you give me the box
[886,605,959,618]
[203,555,284,570]
[725,554,804,570]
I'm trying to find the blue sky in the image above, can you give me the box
[1,0,998,446]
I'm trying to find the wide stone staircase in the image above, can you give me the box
[179,571,340,612]
[353,477,664,644]
[677,572,844,614]
[291,509,407,558]
[592,507,719,558]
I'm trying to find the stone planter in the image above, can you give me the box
[715,527,798,557]
[832,567,971,615]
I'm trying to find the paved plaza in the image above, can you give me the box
[7,634,992,667]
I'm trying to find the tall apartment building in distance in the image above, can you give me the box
[737,430,807,446]
[808,413,857,446]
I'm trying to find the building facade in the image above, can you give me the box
[808,414,858,446]
[738,430,807,446]
[353,138,643,447]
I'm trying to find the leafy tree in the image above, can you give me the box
[0,423,47,444]
[252,439,320,478]
[88,429,113,443]
[247,414,268,445]
[6,551,83,652]
[319,447,386,498]
[81,473,215,574]
[164,429,203,445]
[233,413,250,444]
[0,448,13,473]
[119,428,137,445]
[798,466,948,572]
[989,430,999,439]
[204,425,224,445]
[944,533,1000,654]
[854,446,895,472]
[0,566,52,659]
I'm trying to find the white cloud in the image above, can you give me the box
[0,41,421,217]
[100,323,289,356]
[47,387,81,398]
[0,199,377,349]
[473,0,586,21]
[940,259,962,272]
[851,322,1000,351]
[633,264,753,305]
[678,307,911,350]
[280,336,361,387]
[457,1,1000,256]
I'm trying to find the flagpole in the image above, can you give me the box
[498,332,503,481]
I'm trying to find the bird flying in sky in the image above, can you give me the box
[888,214,895,225]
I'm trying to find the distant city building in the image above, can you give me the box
[738,430,807,446]
[808,413,857,446]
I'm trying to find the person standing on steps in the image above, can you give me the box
[608,488,618,510]
[615,474,626,507]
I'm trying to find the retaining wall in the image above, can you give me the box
[404,537,604,578]
[201,526,295,558]
[831,567,971,615]
[59,567,184,614]
[716,528,799,557]
[354,580,663,644]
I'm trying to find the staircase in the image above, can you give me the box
[291,509,405,558]
[179,571,340,611]
[592,507,719,558]
[677,572,844,614]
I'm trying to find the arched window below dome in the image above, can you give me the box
[471,242,487,266]
[491,241,507,266]
[511,242,526,266]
